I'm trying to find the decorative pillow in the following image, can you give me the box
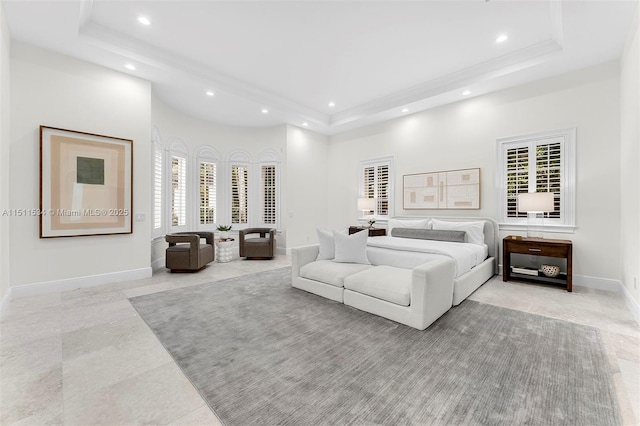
[391,228,466,243]
[316,228,335,260]
[387,218,431,235]
[333,229,370,264]
[432,219,485,246]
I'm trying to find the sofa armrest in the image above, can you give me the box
[411,257,456,330]
[291,244,320,278]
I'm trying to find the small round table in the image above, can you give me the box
[215,238,235,263]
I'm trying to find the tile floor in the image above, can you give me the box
[1,255,638,425]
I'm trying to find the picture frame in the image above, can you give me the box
[39,126,133,238]
[403,167,480,210]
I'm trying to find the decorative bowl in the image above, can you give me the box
[541,264,560,277]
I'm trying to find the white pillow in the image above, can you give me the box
[333,229,370,264]
[316,228,335,260]
[432,219,485,246]
[388,218,431,235]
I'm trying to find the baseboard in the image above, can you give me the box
[0,287,12,318]
[620,284,640,325]
[498,264,639,326]
[8,267,152,302]
[151,257,165,272]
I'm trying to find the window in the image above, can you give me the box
[231,165,249,225]
[260,164,277,225]
[360,157,394,221]
[497,128,575,231]
[199,161,217,225]
[171,155,187,227]
[151,129,163,239]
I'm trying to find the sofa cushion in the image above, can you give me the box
[344,266,412,306]
[300,260,373,288]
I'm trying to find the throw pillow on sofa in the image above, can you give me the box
[316,228,348,260]
[333,229,370,264]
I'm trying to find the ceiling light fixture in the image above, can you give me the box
[302,122,308,126]
[206,91,214,97]
[124,64,136,71]
[462,90,471,96]
[137,16,151,26]
[328,102,335,107]
[402,108,409,113]
[261,109,269,114]
[496,34,508,43]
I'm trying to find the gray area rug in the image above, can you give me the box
[130,267,621,426]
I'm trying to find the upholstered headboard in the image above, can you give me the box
[389,216,499,261]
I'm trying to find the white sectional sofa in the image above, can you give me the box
[292,244,456,330]
[291,217,498,330]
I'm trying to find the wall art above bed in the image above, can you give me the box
[403,167,480,210]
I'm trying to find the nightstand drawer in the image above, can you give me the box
[507,241,568,257]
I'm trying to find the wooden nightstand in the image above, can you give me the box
[348,226,386,237]
[503,236,573,291]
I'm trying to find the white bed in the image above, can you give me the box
[368,216,499,305]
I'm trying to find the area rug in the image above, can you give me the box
[129,267,621,426]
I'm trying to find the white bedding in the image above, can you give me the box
[366,236,488,276]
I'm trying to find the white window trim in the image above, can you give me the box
[496,128,576,233]
[359,156,394,224]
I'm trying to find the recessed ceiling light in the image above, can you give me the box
[124,64,136,71]
[328,102,335,107]
[138,16,151,26]
[302,122,308,126]
[206,91,214,97]
[496,34,508,43]
[462,90,471,96]
[261,109,269,114]
[402,108,409,113]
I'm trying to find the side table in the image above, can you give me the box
[503,236,573,291]
[348,226,386,237]
[215,238,235,263]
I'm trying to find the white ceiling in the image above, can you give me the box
[3,0,637,135]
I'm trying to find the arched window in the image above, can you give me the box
[195,146,220,230]
[151,126,164,239]
[228,150,251,229]
[258,150,280,228]
[167,138,189,232]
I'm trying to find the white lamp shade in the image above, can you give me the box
[518,192,554,213]
[357,197,376,211]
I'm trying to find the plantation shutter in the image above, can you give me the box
[231,165,249,224]
[153,145,162,233]
[498,128,574,229]
[535,140,562,219]
[199,161,216,225]
[261,165,277,225]
[377,164,389,216]
[505,145,529,218]
[363,166,375,214]
[171,156,186,226]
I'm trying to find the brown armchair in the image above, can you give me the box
[239,228,276,259]
[165,232,215,272]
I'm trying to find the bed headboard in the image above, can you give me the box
[389,216,499,261]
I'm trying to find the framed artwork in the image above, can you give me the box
[403,167,480,210]
[40,126,133,238]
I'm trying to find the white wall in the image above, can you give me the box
[10,43,152,287]
[0,3,10,303]
[285,125,329,248]
[150,97,288,263]
[328,62,621,282]
[620,3,640,304]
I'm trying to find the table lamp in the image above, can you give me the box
[518,192,554,238]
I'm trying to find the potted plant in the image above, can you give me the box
[216,225,232,240]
